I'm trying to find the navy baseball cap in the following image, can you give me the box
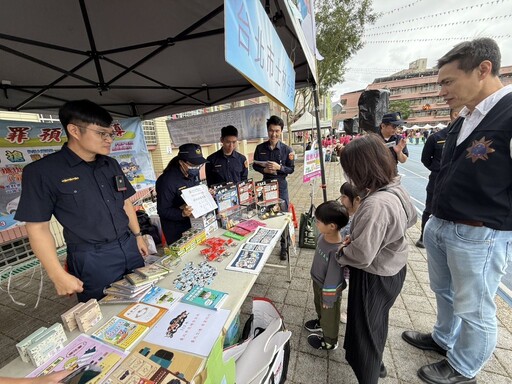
[382,112,406,126]
[177,143,207,165]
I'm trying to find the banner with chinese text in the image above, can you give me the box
[167,103,270,146]
[303,148,321,183]
[0,117,155,231]
[225,0,295,111]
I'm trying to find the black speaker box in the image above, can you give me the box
[358,89,390,133]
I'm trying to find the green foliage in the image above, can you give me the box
[389,100,413,120]
[315,0,377,95]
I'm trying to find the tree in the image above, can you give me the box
[289,0,377,120]
[389,100,413,120]
[316,0,377,96]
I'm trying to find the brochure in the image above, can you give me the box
[131,340,205,382]
[134,264,170,279]
[143,303,230,357]
[117,303,168,327]
[103,284,152,299]
[180,286,228,310]
[140,286,184,310]
[92,316,148,352]
[103,352,189,384]
[125,273,162,287]
[99,289,149,305]
[27,334,125,383]
[226,226,281,275]
[111,278,154,293]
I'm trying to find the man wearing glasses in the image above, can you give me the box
[15,99,148,302]
[379,112,409,164]
[156,143,207,244]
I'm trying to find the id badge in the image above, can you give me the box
[115,175,127,191]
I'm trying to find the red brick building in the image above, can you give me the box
[333,59,512,131]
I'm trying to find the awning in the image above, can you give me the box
[0,0,316,119]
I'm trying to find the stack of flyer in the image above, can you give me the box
[100,265,169,305]
[226,226,281,275]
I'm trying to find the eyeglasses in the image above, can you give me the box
[74,124,116,140]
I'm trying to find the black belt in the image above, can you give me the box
[67,232,131,252]
[454,220,484,227]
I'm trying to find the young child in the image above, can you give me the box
[338,182,364,323]
[305,200,349,350]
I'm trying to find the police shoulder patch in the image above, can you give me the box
[289,152,294,160]
[244,160,248,168]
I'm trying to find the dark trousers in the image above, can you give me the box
[344,266,406,384]
[67,233,145,302]
[278,182,289,252]
[312,281,341,345]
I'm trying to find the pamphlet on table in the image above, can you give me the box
[143,303,230,357]
[27,334,125,383]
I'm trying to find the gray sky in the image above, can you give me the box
[329,0,512,101]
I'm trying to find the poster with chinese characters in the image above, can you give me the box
[0,117,155,231]
[143,303,230,357]
[303,148,321,182]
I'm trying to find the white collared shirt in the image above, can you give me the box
[456,84,512,158]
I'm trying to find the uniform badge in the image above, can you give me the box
[244,160,248,168]
[465,136,495,163]
[289,152,294,161]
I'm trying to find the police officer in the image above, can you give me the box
[379,112,408,164]
[253,115,295,259]
[205,125,248,186]
[156,143,207,245]
[15,100,148,302]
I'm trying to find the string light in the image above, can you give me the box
[363,34,512,44]
[366,0,510,31]
[364,15,512,38]
[380,0,425,16]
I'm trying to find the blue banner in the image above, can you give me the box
[0,117,155,231]
[225,0,295,111]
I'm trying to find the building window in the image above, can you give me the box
[142,120,157,146]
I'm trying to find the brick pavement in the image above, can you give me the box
[0,158,511,383]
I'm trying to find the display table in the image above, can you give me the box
[0,214,293,379]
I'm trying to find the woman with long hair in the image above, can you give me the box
[337,134,417,383]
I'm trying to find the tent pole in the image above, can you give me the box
[312,84,327,202]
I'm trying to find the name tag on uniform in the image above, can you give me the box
[215,164,222,168]
[115,175,127,191]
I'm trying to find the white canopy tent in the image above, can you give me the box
[435,123,448,128]
[289,111,331,132]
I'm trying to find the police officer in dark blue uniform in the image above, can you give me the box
[379,112,409,164]
[156,143,207,245]
[205,125,248,186]
[253,115,295,259]
[15,100,148,302]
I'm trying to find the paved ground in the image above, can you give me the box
[1,158,511,383]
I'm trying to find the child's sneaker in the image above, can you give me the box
[307,334,338,350]
[304,319,322,332]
